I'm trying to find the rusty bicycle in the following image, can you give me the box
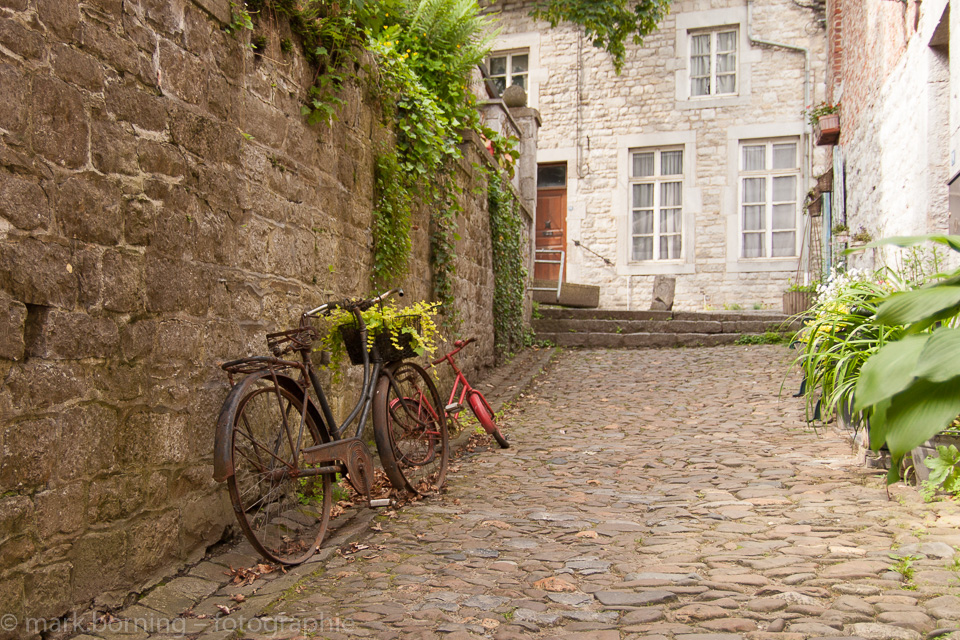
[213,289,448,565]
[433,338,509,448]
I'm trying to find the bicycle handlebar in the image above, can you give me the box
[432,337,476,365]
[304,288,404,318]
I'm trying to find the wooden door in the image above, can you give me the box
[535,187,567,281]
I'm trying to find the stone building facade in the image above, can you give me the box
[0,0,531,629]
[490,0,829,310]
[824,0,957,271]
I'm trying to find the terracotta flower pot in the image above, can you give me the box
[815,113,840,146]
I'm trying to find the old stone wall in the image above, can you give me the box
[0,0,512,626]
[493,0,829,311]
[834,0,952,270]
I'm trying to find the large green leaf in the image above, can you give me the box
[882,379,960,460]
[874,286,960,325]
[912,328,960,383]
[853,335,928,412]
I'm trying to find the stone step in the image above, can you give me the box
[534,331,747,348]
[533,317,792,335]
[537,307,793,324]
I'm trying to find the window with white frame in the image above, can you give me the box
[690,28,738,97]
[740,139,799,258]
[630,148,683,261]
[488,50,528,94]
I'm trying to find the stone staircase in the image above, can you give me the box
[532,307,800,348]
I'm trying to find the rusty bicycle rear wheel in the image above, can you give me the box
[373,361,449,494]
[226,377,332,565]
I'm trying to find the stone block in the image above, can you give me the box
[36,0,81,40]
[651,275,676,311]
[123,196,161,247]
[0,573,23,623]
[0,415,61,490]
[120,318,157,362]
[0,495,35,542]
[0,64,26,136]
[145,254,210,316]
[34,482,86,538]
[104,83,167,131]
[0,292,26,362]
[27,309,120,360]
[141,0,183,37]
[159,39,206,105]
[51,43,104,92]
[180,492,231,552]
[91,118,139,176]
[169,106,241,164]
[0,18,43,60]
[4,360,89,413]
[79,21,139,77]
[55,403,120,482]
[137,140,188,179]
[29,75,89,169]
[69,529,127,602]
[0,173,49,232]
[153,319,203,362]
[55,173,124,245]
[118,410,189,465]
[102,249,146,313]
[0,535,36,566]
[86,474,145,524]
[23,562,72,620]
[127,510,181,577]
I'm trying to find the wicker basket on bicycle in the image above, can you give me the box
[339,315,421,365]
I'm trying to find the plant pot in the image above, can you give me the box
[783,291,815,315]
[815,113,840,146]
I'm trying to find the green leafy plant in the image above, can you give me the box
[489,172,528,359]
[736,331,788,345]
[318,300,442,379]
[803,100,840,126]
[786,279,819,293]
[832,223,849,234]
[851,226,873,244]
[920,444,960,500]
[851,236,960,483]
[530,0,671,73]
[888,553,920,586]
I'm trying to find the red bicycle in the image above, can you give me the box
[433,338,509,448]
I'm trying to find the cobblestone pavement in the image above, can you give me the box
[78,346,960,640]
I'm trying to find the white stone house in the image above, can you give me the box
[488,0,829,310]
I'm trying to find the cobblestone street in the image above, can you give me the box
[83,345,960,640]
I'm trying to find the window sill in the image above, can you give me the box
[618,261,696,276]
[677,94,746,110]
[726,258,798,273]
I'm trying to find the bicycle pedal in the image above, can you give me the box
[445,403,462,413]
[369,498,393,508]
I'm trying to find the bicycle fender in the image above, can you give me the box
[212,371,328,482]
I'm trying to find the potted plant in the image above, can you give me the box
[318,300,442,378]
[805,101,841,146]
[782,280,819,316]
[832,223,849,244]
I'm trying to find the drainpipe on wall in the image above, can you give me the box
[746,0,812,269]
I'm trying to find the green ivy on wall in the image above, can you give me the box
[488,172,527,357]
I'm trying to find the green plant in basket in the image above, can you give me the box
[319,300,442,378]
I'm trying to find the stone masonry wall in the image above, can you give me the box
[835,0,952,271]
[0,0,511,626]
[494,0,829,310]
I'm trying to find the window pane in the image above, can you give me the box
[691,34,711,55]
[691,77,710,96]
[743,232,765,258]
[633,236,653,260]
[773,144,797,169]
[633,210,653,234]
[773,176,796,202]
[492,76,506,93]
[743,146,765,171]
[661,182,682,207]
[717,52,736,74]
[666,235,682,259]
[743,177,765,204]
[511,74,526,90]
[717,30,737,52]
[511,54,528,73]
[743,205,765,230]
[716,73,736,94]
[633,152,654,178]
[772,231,796,257]
[661,209,681,233]
[538,164,566,187]
[489,57,506,76]
[661,150,683,175]
[690,55,710,76]
[772,204,795,229]
[633,184,653,208]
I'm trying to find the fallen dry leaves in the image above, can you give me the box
[533,576,577,592]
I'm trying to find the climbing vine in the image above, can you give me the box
[488,172,527,357]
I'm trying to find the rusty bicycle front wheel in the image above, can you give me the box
[226,377,332,565]
[373,361,449,495]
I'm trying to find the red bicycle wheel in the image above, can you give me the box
[468,390,508,448]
